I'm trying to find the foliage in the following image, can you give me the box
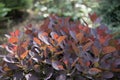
[0,3,11,20]
[0,14,120,80]
[34,0,98,19]
[95,0,120,29]
[0,0,33,10]
[0,0,33,21]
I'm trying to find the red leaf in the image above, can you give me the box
[61,27,69,34]
[99,36,106,44]
[10,30,20,37]
[63,59,68,66]
[89,12,98,22]
[86,61,91,67]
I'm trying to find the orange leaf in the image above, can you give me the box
[57,65,64,70]
[8,37,18,43]
[92,45,99,56]
[33,37,42,45]
[76,32,84,43]
[3,66,11,71]
[21,41,29,48]
[54,51,64,55]
[20,50,29,59]
[57,36,66,44]
[53,34,59,40]
[103,46,116,54]
[48,45,56,52]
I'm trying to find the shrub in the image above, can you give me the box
[0,14,120,80]
[0,0,33,21]
[0,0,33,10]
[95,0,120,29]
[34,0,97,19]
[0,3,11,21]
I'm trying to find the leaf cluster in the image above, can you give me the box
[0,14,120,80]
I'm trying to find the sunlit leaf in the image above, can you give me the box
[10,30,20,37]
[50,32,59,40]
[33,37,42,45]
[57,36,66,45]
[52,60,64,70]
[38,32,50,45]
[8,37,18,43]
[20,50,29,59]
[2,66,11,72]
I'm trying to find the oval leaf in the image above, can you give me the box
[103,46,116,54]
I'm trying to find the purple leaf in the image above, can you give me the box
[90,28,98,38]
[38,32,50,45]
[56,74,66,80]
[44,66,53,80]
[25,73,39,80]
[75,64,84,72]
[44,59,51,64]
[114,58,120,66]
[3,56,15,63]
[44,72,53,80]
[13,71,24,80]
[69,30,77,41]
[102,71,114,79]
[7,63,19,70]
[52,60,64,70]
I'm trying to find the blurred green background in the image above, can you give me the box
[0,0,120,43]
